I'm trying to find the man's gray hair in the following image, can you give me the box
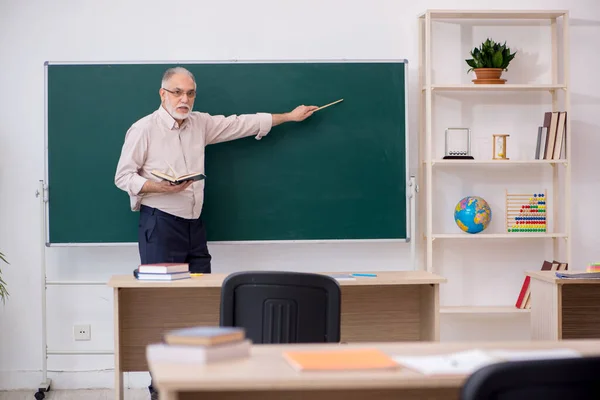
[161,67,196,88]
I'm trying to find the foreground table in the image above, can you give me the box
[148,339,600,400]
[527,270,600,340]
[108,270,446,400]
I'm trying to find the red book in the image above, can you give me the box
[515,276,530,308]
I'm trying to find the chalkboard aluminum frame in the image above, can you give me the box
[42,59,412,247]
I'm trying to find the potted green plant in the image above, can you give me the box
[0,251,9,304]
[466,38,517,84]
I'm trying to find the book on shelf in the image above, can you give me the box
[534,126,547,160]
[515,260,568,309]
[535,111,567,160]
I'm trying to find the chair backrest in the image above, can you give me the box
[461,356,600,400]
[219,271,341,344]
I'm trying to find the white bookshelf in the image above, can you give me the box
[426,84,566,91]
[431,233,568,240]
[441,306,531,314]
[418,9,571,315]
[419,10,567,19]
[431,160,566,165]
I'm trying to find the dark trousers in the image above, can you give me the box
[138,205,212,273]
[138,205,212,395]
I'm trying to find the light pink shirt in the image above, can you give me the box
[115,105,272,219]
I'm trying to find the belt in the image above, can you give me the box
[140,205,197,222]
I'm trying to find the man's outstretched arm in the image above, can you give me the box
[272,105,318,127]
[205,104,319,145]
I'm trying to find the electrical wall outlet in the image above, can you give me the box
[73,324,91,341]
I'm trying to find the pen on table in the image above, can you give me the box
[351,273,377,277]
[190,273,204,277]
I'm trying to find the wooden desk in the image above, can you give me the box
[108,270,445,400]
[527,271,600,340]
[147,339,600,400]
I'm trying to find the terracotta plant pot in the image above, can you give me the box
[472,68,506,84]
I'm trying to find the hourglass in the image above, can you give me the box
[493,134,509,160]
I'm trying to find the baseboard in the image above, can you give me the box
[0,370,150,390]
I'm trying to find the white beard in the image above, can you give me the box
[165,97,191,120]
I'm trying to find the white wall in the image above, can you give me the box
[1,0,599,391]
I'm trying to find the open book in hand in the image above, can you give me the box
[151,170,206,185]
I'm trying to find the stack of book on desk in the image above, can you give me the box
[133,262,191,280]
[146,326,251,364]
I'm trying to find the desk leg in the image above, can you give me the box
[114,288,124,400]
[530,279,560,340]
[420,284,440,341]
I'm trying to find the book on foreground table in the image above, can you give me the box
[163,326,246,346]
[146,339,251,364]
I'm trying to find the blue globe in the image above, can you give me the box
[454,196,492,234]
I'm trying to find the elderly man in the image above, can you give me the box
[115,66,316,399]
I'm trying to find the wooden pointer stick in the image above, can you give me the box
[314,98,344,112]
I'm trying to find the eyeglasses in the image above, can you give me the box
[162,87,196,98]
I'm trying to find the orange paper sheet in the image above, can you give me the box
[283,348,399,371]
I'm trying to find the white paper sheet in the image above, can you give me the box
[393,348,581,375]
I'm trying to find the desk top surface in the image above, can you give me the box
[107,270,447,288]
[526,270,600,284]
[148,339,600,392]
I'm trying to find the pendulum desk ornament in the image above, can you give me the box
[493,134,509,160]
[443,128,473,159]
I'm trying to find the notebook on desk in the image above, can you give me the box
[328,274,356,281]
[133,269,191,280]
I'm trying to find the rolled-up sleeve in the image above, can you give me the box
[204,112,273,145]
[114,125,148,198]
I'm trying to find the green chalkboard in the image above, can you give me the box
[45,60,408,244]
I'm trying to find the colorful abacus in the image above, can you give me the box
[505,190,547,233]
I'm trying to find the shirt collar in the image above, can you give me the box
[157,105,187,130]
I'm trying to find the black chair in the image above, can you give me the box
[461,356,600,400]
[219,271,341,344]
